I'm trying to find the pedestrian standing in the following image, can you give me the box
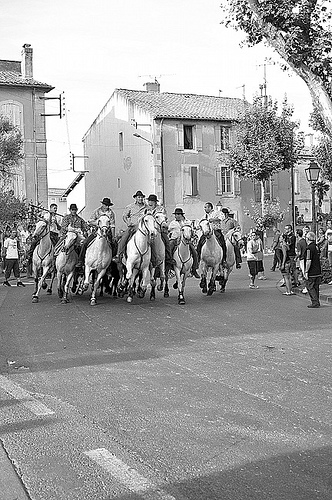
[304,231,322,308]
[2,228,25,287]
[279,233,294,296]
[270,228,282,271]
[246,230,263,289]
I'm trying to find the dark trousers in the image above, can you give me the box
[306,276,321,306]
[271,249,282,270]
[5,258,20,279]
[79,232,114,262]
[197,229,227,261]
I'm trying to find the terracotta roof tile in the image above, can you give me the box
[0,70,53,90]
[115,89,245,120]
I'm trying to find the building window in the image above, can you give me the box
[182,165,199,196]
[183,125,194,150]
[119,132,123,151]
[254,178,275,202]
[216,166,232,194]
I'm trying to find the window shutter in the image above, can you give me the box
[196,124,203,151]
[177,124,184,150]
[191,166,198,195]
[234,174,241,195]
[254,180,261,202]
[182,165,191,195]
[214,125,221,152]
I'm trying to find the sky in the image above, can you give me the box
[1,0,314,190]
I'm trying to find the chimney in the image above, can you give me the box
[144,79,160,92]
[21,43,33,78]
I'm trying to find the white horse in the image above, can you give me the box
[55,226,84,303]
[31,220,55,303]
[119,214,157,303]
[198,219,223,296]
[219,227,243,293]
[173,223,193,305]
[82,214,113,306]
[150,211,170,300]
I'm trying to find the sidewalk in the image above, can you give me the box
[276,278,332,305]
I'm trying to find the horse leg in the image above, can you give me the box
[164,273,169,298]
[57,271,64,299]
[62,271,74,303]
[83,264,90,291]
[32,275,39,302]
[207,276,216,295]
[47,268,56,294]
[178,276,186,305]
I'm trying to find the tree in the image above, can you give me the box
[221,1,332,138]
[0,115,23,178]
[314,180,330,207]
[313,135,332,181]
[226,96,301,212]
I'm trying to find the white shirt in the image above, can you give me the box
[4,237,19,259]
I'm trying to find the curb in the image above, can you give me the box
[277,284,332,305]
[0,441,30,499]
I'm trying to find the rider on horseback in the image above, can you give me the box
[27,203,62,264]
[168,208,200,278]
[196,202,227,267]
[114,190,149,261]
[146,194,175,271]
[220,208,242,269]
[76,197,115,268]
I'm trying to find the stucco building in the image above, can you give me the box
[82,82,327,234]
[0,44,53,205]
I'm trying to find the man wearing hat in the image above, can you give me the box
[220,208,242,269]
[76,197,116,268]
[168,208,199,278]
[115,190,149,259]
[146,194,174,270]
[196,202,227,267]
[58,204,89,241]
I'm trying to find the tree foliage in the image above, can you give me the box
[221,0,332,137]
[0,115,23,177]
[244,198,288,230]
[226,97,301,181]
[0,191,41,233]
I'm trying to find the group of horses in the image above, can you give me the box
[30,213,243,306]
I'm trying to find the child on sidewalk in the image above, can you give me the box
[2,228,25,287]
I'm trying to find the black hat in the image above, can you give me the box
[173,208,185,215]
[133,190,145,198]
[69,203,78,210]
[221,208,229,214]
[100,197,113,206]
[147,194,158,202]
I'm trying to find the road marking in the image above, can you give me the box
[85,448,176,499]
[0,375,54,416]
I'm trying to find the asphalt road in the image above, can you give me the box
[0,257,331,500]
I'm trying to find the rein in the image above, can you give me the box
[35,223,53,262]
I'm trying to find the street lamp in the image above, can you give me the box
[216,200,223,211]
[305,161,321,234]
[133,133,154,154]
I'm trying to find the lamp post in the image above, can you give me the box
[305,161,321,235]
[216,200,223,211]
[133,133,154,154]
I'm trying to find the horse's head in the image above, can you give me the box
[140,214,157,240]
[33,219,48,238]
[154,212,167,232]
[181,223,193,243]
[64,226,82,252]
[199,218,212,237]
[228,227,243,247]
[97,214,111,237]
